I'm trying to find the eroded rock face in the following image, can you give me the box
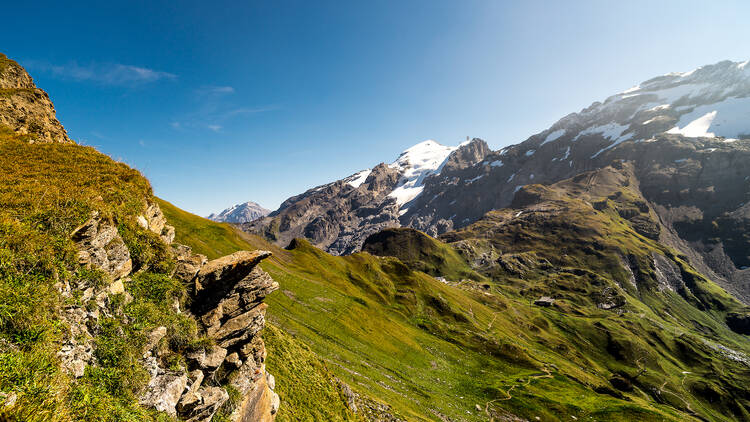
[178,248,280,422]
[137,201,176,244]
[71,212,132,281]
[139,373,189,417]
[0,53,71,143]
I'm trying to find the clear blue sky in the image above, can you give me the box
[2,1,749,215]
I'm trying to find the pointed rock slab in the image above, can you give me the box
[192,250,272,315]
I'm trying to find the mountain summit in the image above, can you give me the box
[244,137,489,255]
[208,201,270,223]
[245,59,750,305]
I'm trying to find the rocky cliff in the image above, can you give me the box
[65,200,280,421]
[0,53,71,143]
[0,53,279,421]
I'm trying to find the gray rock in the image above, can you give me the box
[225,352,242,369]
[71,212,132,280]
[171,244,208,283]
[187,345,227,371]
[143,326,167,355]
[184,386,229,422]
[139,373,188,417]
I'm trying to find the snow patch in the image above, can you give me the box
[667,111,717,137]
[388,140,457,207]
[345,169,372,188]
[667,97,750,139]
[525,149,536,157]
[466,174,484,184]
[541,129,565,146]
[490,160,504,167]
[648,104,671,112]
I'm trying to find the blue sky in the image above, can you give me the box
[2,0,749,215]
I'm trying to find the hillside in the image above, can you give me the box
[4,50,750,422]
[164,166,750,420]
[0,53,283,422]
[243,60,750,310]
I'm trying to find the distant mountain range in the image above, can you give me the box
[208,201,270,223]
[244,59,750,303]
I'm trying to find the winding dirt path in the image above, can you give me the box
[483,366,554,420]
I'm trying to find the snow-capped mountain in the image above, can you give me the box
[243,138,487,255]
[245,59,750,303]
[208,201,270,223]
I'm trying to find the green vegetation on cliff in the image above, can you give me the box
[0,132,197,421]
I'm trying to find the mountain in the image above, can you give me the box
[247,59,750,305]
[208,201,271,223]
[244,138,489,255]
[7,48,750,422]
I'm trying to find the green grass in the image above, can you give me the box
[4,112,749,421]
[264,323,360,422]
[0,131,199,421]
[156,198,265,259]
[163,164,750,421]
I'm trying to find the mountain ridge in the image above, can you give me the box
[244,58,750,306]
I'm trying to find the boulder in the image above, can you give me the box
[187,345,227,371]
[184,386,229,422]
[139,373,188,417]
[137,202,176,244]
[172,244,207,282]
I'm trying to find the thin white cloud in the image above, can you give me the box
[198,85,235,95]
[226,106,279,116]
[171,106,278,132]
[26,60,176,86]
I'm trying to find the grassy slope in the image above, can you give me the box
[160,195,743,421]
[0,130,200,421]
[158,198,361,421]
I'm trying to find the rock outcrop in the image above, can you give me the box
[71,211,133,281]
[63,199,280,421]
[0,53,71,143]
[174,248,280,421]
